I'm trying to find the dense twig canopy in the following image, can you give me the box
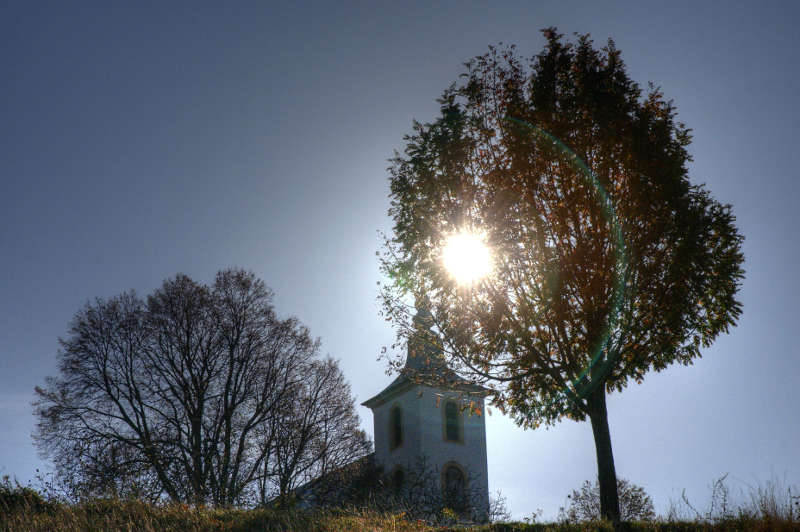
[34,269,371,505]
[381,29,744,427]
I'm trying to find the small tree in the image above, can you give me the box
[560,478,655,522]
[380,30,745,521]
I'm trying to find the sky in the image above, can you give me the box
[2,0,799,520]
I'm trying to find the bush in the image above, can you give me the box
[0,476,52,515]
[559,478,655,522]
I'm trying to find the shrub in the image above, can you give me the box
[0,476,52,515]
[559,478,655,522]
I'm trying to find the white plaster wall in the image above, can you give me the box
[371,384,490,519]
[417,385,489,518]
[372,386,422,474]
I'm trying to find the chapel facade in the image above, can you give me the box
[361,308,490,520]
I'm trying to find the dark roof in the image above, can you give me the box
[291,452,376,505]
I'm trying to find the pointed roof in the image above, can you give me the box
[361,307,487,409]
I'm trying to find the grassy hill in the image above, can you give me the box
[2,480,798,531]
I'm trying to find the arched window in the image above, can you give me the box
[442,462,468,512]
[389,405,402,450]
[444,401,462,442]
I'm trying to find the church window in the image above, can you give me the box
[442,462,468,512]
[389,405,402,450]
[444,401,462,442]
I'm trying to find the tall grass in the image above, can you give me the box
[664,473,800,528]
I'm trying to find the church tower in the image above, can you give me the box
[362,308,490,520]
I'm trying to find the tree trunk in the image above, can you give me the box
[587,385,620,523]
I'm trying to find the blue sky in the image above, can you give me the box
[2,0,798,519]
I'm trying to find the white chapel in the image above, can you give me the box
[361,308,490,520]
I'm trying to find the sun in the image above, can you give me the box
[441,230,492,285]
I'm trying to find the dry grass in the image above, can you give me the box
[3,475,799,531]
[0,501,433,532]
[3,504,799,532]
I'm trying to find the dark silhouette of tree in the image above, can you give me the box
[380,30,744,522]
[34,269,369,506]
[263,357,371,505]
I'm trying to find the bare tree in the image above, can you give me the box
[264,357,371,504]
[205,270,317,505]
[33,269,328,506]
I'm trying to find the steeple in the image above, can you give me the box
[362,305,483,409]
[403,304,448,377]
[361,303,491,522]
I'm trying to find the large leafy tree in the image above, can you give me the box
[381,30,744,521]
